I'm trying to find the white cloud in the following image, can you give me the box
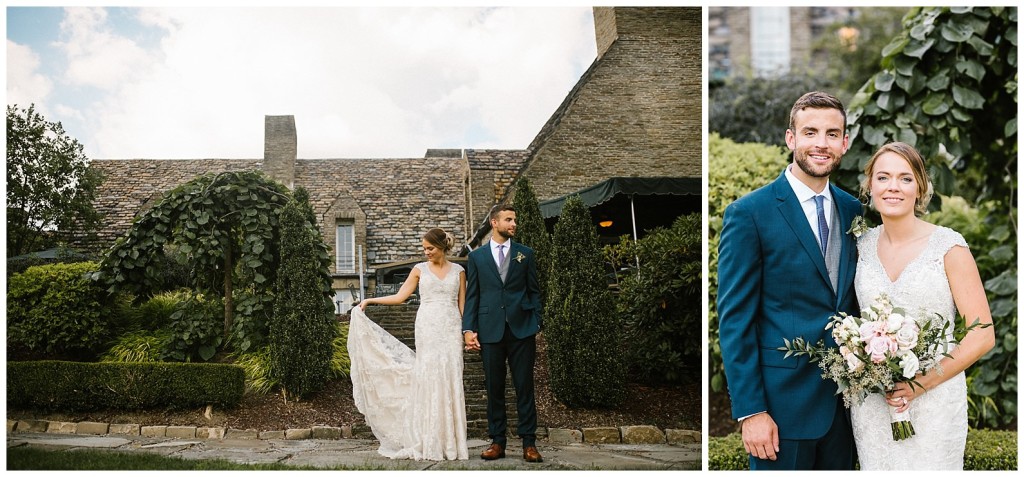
[6,40,53,111]
[56,7,160,91]
[44,7,596,159]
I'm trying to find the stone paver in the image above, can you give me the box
[109,424,141,436]
[166,426,197,439]
[582,427,620,444]
[6,431,700,470]
[75,422,110,435]
[141,426,167,437]
[620,425,666,444]
[46,421,77,434]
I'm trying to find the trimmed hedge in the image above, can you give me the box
[7,361,244,412]
[709,429,1018,470]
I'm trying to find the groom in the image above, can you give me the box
[718,91,861,470]
[463,204,543,463]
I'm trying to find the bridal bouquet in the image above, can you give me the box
[780,293,985,441]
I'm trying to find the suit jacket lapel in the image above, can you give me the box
[772,173,832,291]
[831,183,857,304]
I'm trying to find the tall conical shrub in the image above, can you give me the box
[545,195,625,407]
[269,196,337,399]
[510,176,552,307]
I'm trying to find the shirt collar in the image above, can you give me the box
[490,239,510,250]
[785,164,833,204]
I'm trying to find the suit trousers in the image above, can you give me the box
[480,323,537,447]
[749,399,856,470]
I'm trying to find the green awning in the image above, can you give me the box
[538,177,701,218]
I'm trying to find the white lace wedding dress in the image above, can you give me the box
[852,225,969,470]
[347,262,468,460]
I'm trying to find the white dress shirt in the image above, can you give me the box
[490,239,510,267]
[785,164,833,248]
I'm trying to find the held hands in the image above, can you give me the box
[463,331,481,351]
[741,413,780,461]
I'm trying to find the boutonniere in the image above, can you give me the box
[514,252,525,263]
[847,215,868,238]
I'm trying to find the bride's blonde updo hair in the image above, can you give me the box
[859,141,933,216]
[423,228,455,254]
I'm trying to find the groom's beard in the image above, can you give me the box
[495,228,514,240]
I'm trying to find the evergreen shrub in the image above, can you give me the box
[7,361,244,411]
[545,195,625,407]
[7,262,122,359]
[269,198,336,399]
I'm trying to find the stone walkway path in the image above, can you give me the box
[7,431,701,470]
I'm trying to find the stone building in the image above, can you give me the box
[708,6,858,80]
[77,7,702,313]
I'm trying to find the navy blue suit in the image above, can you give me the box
[463,241,542,446]
[718,171,860,470]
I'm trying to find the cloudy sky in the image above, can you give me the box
[6,5,598,159]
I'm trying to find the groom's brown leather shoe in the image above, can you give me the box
[523,446,543,463]
[480,443,505,460]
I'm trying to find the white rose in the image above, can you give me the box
[887,313,905,331]
[845,351,864,372]
[895,322,920,350]
[900,353,920,379]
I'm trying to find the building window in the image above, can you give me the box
[336,223,355,273]
[750,7,791,76]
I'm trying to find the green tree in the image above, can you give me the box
[546,195,625,408]
[510,176,552,307]
[269,195,336,399]
[99,171,292,345]
[6,104,104,257]
[709,73,834,148]
[815,8,912,100]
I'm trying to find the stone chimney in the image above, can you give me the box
[264,115,296,189]
[593,7,618,60]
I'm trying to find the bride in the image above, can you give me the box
[852,142,995,469]
[347,228,469,460]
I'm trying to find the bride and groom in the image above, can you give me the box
[347,205,543,462]
[717,91,996,470]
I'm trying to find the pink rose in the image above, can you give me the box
[865,335,897,363]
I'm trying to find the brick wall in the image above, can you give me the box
[295,158,469,268]
[519,7,702,203]
[80,159,262,252]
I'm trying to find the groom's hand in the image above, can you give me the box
[463,331,481,351]
[741,413,780,461]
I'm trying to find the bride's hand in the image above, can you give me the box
[358,300,371,311]
[886,382,925,412]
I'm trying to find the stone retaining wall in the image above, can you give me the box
[8,419,698,446]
